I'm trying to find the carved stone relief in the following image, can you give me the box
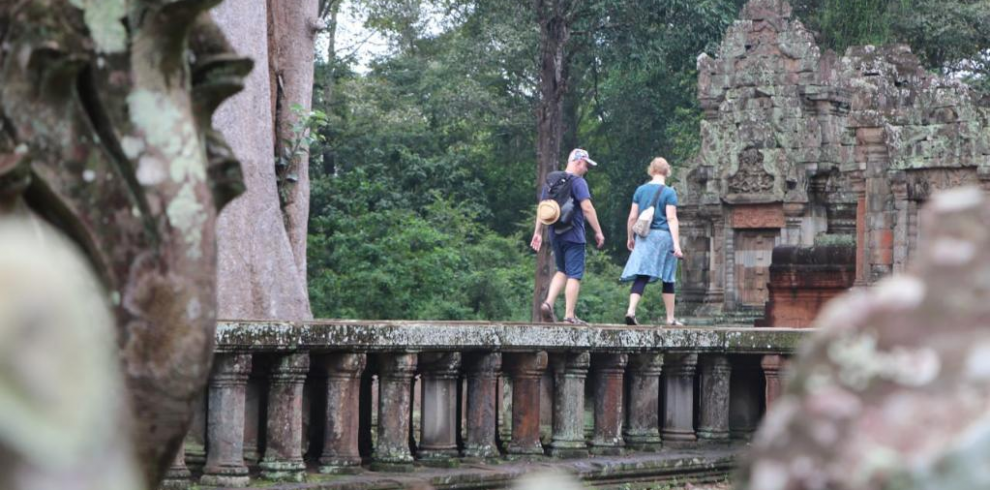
[729,148,776,195]
[905,169,980,201]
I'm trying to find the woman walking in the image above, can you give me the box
[620,157,683,326]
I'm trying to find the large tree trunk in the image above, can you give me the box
[269,0,319,286]
[212,0,314,321]
[532,0,573,321]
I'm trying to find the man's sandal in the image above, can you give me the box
[540,302,558,323]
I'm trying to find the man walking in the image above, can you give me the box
[531,148,605,325]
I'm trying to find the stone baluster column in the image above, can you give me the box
[319,353,367,474]
[504,352,548,457]
[730,356,762,440]
[697,355,731,443]
[371,353,418,471]
[462,352,502,459]
[661,353,698,446]
[417,352,462,466]
[761,355,785,409]
[624,353,663,451]
[851,171,869,287]
[201,353,252,487]
[185,392,208,474]
[590,353,628,455]
[258,353,310,481]
[548,351,590,458]
[161,441,191,490]
[704,215,727,312]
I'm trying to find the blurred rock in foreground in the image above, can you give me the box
[0,218,144,490]
[736,185,990,490]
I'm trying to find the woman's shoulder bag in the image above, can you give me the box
[632,185,664,238]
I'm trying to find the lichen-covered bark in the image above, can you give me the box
[269,0,318,288]
[0,1,249,487]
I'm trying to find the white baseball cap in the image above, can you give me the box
[568,148,597,166]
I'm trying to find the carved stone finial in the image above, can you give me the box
[0,2,250,487]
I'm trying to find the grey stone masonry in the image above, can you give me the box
[160,441,191,490]
[201,353,252,487]
[548,351,591,458]
[216,321,805,354]
[624,353,664,451]
[698,355,732,441]
[259,353,310,482]
[371,353,418,471]
[462,352,502,459]
[662,353,699,445]
[319,353,367,473]
[504,352,549,457]
[417,352,462,464]
[678,0,990,316]
[590,354,629,455]
[197,320,806,488]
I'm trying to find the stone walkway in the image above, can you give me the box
[213,445,741,489]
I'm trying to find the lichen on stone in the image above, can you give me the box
[69,0,128,54]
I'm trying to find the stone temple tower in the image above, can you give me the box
[675,0,990,323]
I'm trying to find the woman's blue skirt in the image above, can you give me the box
[620,229,678,283]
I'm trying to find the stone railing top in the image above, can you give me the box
[215,320,809,354]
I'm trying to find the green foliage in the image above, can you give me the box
[569,0,745,257]
[308,191,533,320]
[307,0,745,321]
[308,0,990,322]
[791,0,990,90]
[277,104,329,208]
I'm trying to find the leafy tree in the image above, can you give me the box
[792,0,990,90]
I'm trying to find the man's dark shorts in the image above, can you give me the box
[551,238,585,280]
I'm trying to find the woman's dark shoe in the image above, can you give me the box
[564,317,589,326]
[624,315,639,326]
[540,302,557,323]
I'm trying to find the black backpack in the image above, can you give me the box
[544,171,576,235]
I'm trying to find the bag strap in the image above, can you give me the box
[647,184,664,209]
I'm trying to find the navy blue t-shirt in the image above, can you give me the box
[632,183,678,231]
[541,174,591,244]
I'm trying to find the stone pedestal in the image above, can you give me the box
[697,355,731,442]
[462,352,501,459]
[759,245,856,328]
[504,352,548,457]
[661,353,698,445]
[260,353,310,482]
[319,353,367,474]
[590,354,628,455]
[371,353,417,471]
[201,354,252,487]
[161,442,191,490]
[417,352,462,466]
[548,351,590,458]
[762,354,785,408]
[730,357,763,440]
[624,353,664,451]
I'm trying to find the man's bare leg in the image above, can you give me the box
[564,278,581,319]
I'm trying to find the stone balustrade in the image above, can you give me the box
[162,321,806,489]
